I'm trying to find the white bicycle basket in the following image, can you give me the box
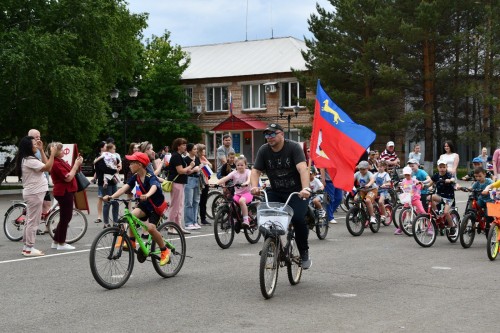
[257,202,294,236]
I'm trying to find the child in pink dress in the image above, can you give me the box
[217,156,253,227]
[395,167,426,235]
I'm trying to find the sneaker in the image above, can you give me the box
[242,220,250,228]
[51,242,58,249]
[318,209,326,218]
[23,248,45,257]
[449,227,456,235]
[94,218,102,224]
[160,248,171,266]
[103,223,111,229]
[185,225,197,230]
[180,228,191,235]
[394,228,402,235]
[370,216,377,224]
[193,223,202,229]
[426,228,434,236]
[57,243,75,251]
[381,216,386,222]
[300,251,312,270]
[329,218,337,224]
[200,220,212,226]
[123,240,136,251]
[168,228,179,235]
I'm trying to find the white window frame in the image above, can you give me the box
[281,82,306,107]
[185,87,193,112]
[242,84,266,110]
[206,86,228,112]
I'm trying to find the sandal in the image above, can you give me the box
[94,218,103,224]
[36,230,45,235]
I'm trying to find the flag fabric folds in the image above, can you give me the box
[310,80,376,191]
[201,165,213,179]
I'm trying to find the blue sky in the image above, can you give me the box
[127,0,333,47]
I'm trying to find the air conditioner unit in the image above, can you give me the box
[192,105,202,113]
[265,85,276,93]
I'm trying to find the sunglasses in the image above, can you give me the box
[264,131,281,139]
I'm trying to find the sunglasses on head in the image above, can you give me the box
[264,131,280,139]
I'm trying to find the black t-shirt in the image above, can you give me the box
[185,155,200,175]
[167,152,187,184]
[127,172,164,210]
[220,163,236,178]
[431,172,455,199]
[253,139,306,193]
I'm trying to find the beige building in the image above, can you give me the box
[181,37,315,167]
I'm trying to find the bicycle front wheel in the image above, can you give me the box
[152,222,186,277]
[486,224,499,261]
[214,205,235,249]
[205,191,221,219]
[459,213,477,248]
[412,215,436,248]
[399,207,414,236]
[315,213,328,240]
[445,210,460,243]
[89,227,134,289]
[286,236,302,285]
[47,208,88,243]
[259,237,280,299]
[382,204,393,226]
[244,204,261,244]
[3,203,26,241]
[211,193,226,220]
[346,207,365,236]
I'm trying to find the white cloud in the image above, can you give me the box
[127,0,333,46]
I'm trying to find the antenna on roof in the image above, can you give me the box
[270,0,274,38]
[245,0,248,41]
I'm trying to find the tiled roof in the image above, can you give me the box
[181,37,308,80]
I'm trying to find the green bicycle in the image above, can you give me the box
[89,198,186,289]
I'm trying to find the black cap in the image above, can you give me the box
[264,123,284,133]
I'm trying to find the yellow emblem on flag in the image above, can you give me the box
[322,100,344,125]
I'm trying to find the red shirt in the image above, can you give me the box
[51,157,77,196]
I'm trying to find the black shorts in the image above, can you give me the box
[137,202,161,226]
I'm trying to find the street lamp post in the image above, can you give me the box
[279,105,301,139]
[110,87,138,155]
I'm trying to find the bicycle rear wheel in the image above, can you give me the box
[3,203,26,241]
[244,204,261,244]
[346,206,365,236]
[152,222,186,277]
[47,208,88,244]
[259,237,280,299]
[459,213,476,248]
[412,215,436,248]
[286,236,302,285]
[214,205,235,249]
[486,224,499,261]
[89,227,134,289]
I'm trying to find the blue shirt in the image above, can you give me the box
[471,178,493,207]
[412,169,429,194]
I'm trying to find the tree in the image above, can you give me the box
[0,0,147,154]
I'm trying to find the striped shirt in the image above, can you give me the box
[380,149,399,171]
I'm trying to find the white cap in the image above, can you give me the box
[387,141,395,147]
[407,158,419,165]
[403,166,412,175]
[437,159,446,166]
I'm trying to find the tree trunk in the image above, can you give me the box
[423,38,435,164]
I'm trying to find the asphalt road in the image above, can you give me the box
[0,185,498,333]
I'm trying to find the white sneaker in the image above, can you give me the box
[185,225,197,230]
[193,224,202,229]
[370,216,377,224]
[23,248,45,257]
[51,242,58,249]
[57,243,75,251]
[381,216,386,222]
[318,209,326,218]
[329,218,337,224]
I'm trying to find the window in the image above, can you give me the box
[185,88,193,112]
[206,87,228,112]
[281,82,306,107]
[242,84,266,109]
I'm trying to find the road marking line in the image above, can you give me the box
[332,293,357,298]
[0,233,215,265]
[432,266,451,270]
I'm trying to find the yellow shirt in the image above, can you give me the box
[492,180,500,188]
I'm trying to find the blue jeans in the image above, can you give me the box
[325,181,343,220]
[100,185,118,224]
[184,176,201,226]
[267,191,309,255]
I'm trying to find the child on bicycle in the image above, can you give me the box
[429,160,456,232]
[217,155,253,228]
[353,161,378,224]
[463,168,494,229]
[309,167,325,217]
[374,160,391,225]
[103,152,170,266]
[462,157,493,180]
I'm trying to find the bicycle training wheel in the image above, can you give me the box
[259,237,280,299]
[286,236,302,285]
[399,207,414,236]
[211,194,226,220]
[486,224,499,261]
[151,222,186,277]
[382,204,393,226]
[346,206,366,236]
[213,205,235,249]
[89,227,134,289]
[315,212,329,240]
[47,208,88,244]
[3,202,27,241]
[445,210,460,243]
[412,214,436,248]
[459,213,476,248]
[244,204,261,244]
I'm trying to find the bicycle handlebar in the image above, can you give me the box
[260,189,301,210]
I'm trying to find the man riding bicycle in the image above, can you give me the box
[250,123,312,269]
